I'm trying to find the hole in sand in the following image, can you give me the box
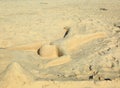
[63,26,71,38]
[89,75,93,80]
[99,8,108,11]
[104,78,112,81]
[37,48,41,55]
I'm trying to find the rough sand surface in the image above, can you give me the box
[0,0,120,88]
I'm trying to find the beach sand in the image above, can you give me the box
[0,0,120,88]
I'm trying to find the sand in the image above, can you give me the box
[0,0,120,88]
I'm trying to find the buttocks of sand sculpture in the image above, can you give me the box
[38,44,59,59]
[37,44,71,68]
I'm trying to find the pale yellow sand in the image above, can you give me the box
[0,0,120,88]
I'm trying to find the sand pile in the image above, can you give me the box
[0,62,33,88]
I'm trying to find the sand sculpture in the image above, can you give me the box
[0,18,108,70]
[0,18,119,88]
[0,0,120,87]
[6,31,107,69]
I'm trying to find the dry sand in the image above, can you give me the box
[0,0,120,88]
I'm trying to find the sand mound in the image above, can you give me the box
[38,44,59,59]
[52,32,107,53]
[45,55,71,68]
[0,62,33,88]
[7,42,43,51]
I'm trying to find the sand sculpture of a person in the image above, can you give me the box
[7,27,107,68]
[37,31,107,68]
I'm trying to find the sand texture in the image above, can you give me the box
[0,0,120,88]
